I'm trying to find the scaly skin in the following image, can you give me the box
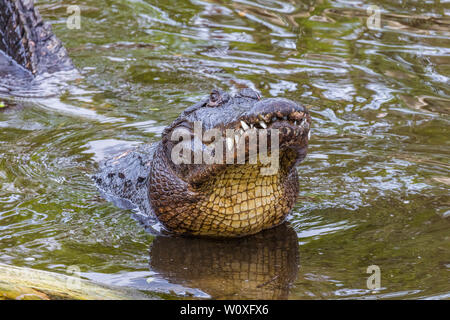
[95,89,311,238]
[0,0,74,75]
[149,223,300,299]
[149,152,300,236]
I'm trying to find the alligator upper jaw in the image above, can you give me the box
[209,97,310,159]
[226,102,311,145]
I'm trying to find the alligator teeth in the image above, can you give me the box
[226,137,234,150]
[294,121,297,126]
[308,130,311,140]
[240,120,250,131]
[234,134,240,145]
[250,124,254,129]
[238,129,244,136]
[259,121,267,129]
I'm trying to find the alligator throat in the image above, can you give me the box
[153,161,299,237]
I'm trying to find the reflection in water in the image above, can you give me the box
[0,51,33,95]
[149,223,299,299]
[0,0,449,300]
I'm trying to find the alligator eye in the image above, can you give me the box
[207,89,230,107]
[207,89,223,107]
[210,89,220,103]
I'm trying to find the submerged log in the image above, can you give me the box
[0,263,154,300]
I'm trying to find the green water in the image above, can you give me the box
[0,0,449,299]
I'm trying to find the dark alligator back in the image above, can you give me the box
[93,143,159,227]
[0,0,74,75]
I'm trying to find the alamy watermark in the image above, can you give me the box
[66,265,82,291]
[67,5,81,30]
[367,5,381,30]
[366,265,381,290]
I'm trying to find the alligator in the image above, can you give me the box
[0,0,312,238]
[94,89,311,237]
[0,0,74,75]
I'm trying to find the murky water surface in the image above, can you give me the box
[0,0,449,299]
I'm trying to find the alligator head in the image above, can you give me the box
[148,88,311,237]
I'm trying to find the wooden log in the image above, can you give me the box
[0,263,155,300]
